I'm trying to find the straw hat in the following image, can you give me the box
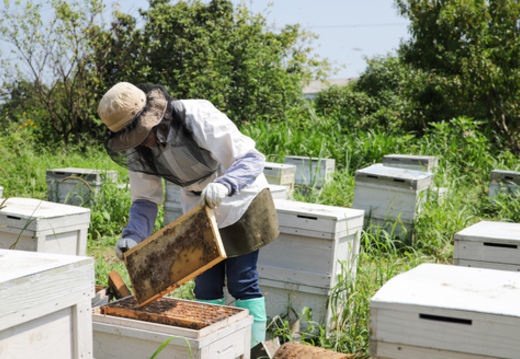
[98,82,167,152]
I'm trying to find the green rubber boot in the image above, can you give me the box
[235,297,267,348]
[196,297,225,305]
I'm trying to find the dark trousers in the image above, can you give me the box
[194,250,262,301]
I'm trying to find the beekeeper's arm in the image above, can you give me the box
[188,100,265,208]
[115,171,162,259]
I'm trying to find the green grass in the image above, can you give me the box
[1,114,519,358]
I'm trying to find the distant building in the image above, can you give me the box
[302,78,357,101]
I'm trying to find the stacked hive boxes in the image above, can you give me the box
[263,162,296,198]
[352,164,433,237]
[0,249,95,358]
[454,220,520,271]
[46,167,118,206]
[370,263,520,359]
[383,154,446,202]
[488,169,520,202]
[284,156,335,188]
[258,199,364,329]
[0,197,91,256]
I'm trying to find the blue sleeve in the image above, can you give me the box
[214,151,265,195]
[122,199,158,244]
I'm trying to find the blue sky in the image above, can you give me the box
[113,0,411,79]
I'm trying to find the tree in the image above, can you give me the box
[97,0,330,126]
[396,0,520,152]
[0,0,108,146]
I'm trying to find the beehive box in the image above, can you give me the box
[383,154,438,173]
[263,162,296,195]
[165,181,182,204]
[164,201,183,225]
[454,220,520,271]
[164,182,183,225]
[46,167,118,206]
[370,263,520,359]
[258,199,364,327]
[488,169,520,201]
[125,206,226,306]
[0,249,95,358]
[284,156,335,188]
[0,197,91,256]
[93,297,252,359]
[352,164,433,234]
[268,184,288,199]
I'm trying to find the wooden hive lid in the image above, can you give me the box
[0,197,91,231]
[383,154,438,170]
[46,167,118,184]
[454,220,520,244]
[371,263,520,318]
[490,169,520,185]
[355,163,433,190]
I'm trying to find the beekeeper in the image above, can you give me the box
[97,82,279,347]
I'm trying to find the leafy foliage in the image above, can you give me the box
[396,0,520,152]
[0,0,108,146]
[96,0,330,126]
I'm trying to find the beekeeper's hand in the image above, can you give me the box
[200,183,229,209]
[115,237,138,260]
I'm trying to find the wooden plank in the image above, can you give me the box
[124,206,226,306]
[370,307,520,359]
[371,341,496,359]
[454,240,520,265]
[455,258,520,272]
[108,270,132,299]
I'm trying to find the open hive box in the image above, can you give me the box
[93,297,252,359]
[124,205,226,306]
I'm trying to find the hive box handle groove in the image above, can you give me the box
[419,313,472,325]
[296,215,318,220]
[483,242,518,249]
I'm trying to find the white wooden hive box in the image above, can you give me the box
[284,156,335,187]
[263,162,296,185]
[165,181,182,203]
[46,167,118,205]
[454,220,520,271]
[92,299,252,359]
[353,164,433,223]
[489,169,520,200]
[370,263,520,359]
[382,154,438,173]
[259,199,363,290]
[268,184,289,199]
[0,197,91,255]
[0,249,95,358]
[259,277,344,330]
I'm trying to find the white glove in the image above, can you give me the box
[200,183,229,209]
[115,238,138,260]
